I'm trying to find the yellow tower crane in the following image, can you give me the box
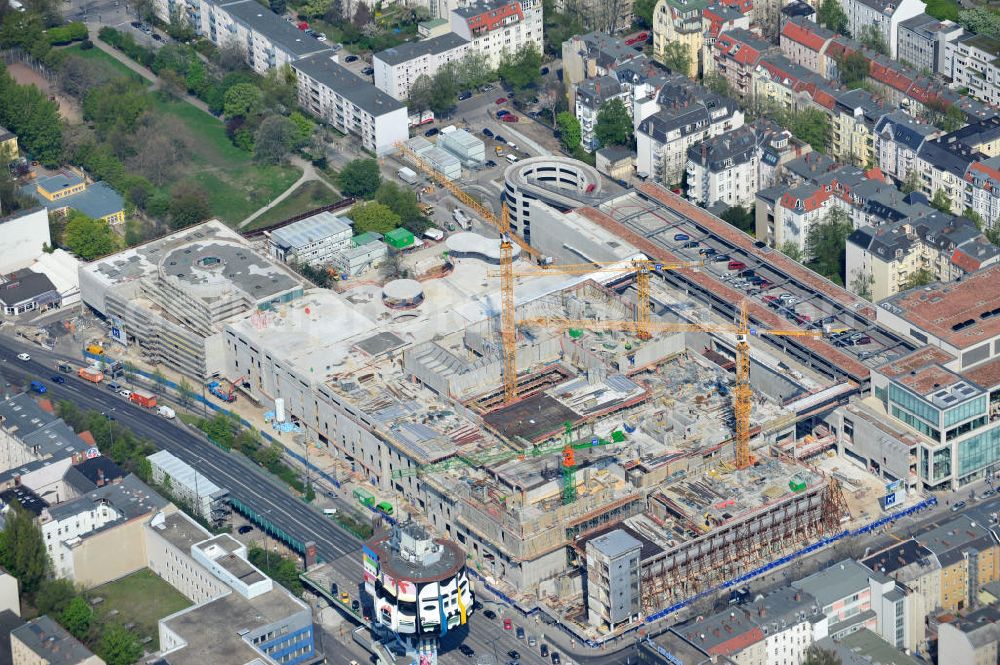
[519,303,823,470]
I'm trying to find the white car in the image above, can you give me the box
[16,353,30,361]
[119,389,132,399]
[316,33,328,41]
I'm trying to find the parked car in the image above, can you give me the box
[483,128,494,138]
[503,618,513,630]
[16,353,30,361]
[502,115,519,123]
[739,269,755,278]
[515,627,525,640]
[699,247,716,256]
[682,240,699,249]
[483,609,497,620]
[458,90,472,100]
[496,110,509,119]
[758,279,773,289]
[713,254,730,262]
[528,636,537,647]
[493,134,506,143]
[551,653,561,664]
[485,159,497,168]
[130,20,141,27]
[951,501,966,512]
[345,54,359,62]
[362,67,374,75]
[238,525,254,534]
[762,295,779,306]
[507,650,520,659]
[50,375,66,384]
[496,97,508,104]
[673,233,689,241]
[540,67,549,75]
[340,592,350,603]
[425,127,440,137]
[850,333,872,345]
[316,33,328,41]
[540,645,549,658]
[351,599,360,611]
[728,260,747,271]
[459,645,475,657]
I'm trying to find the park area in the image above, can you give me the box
[87,568,192,650]
[244,180,339,230]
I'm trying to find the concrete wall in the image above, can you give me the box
[145,516,230,605]
[527,200,639,265]
[69,517,150,588]
[0,570,19,616]
[0,208,50,275]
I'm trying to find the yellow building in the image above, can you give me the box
[920,515,1000,612]
[830,89,885,167]
[24,171,125,227]
[0,125,17,163]
[653,0,706,78]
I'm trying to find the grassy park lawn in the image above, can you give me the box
[87,568,192,649]
[244,180,339,231]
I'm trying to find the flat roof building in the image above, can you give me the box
[266,211,353,266]
[10,615,103,665]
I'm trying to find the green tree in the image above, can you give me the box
[779,241,804,262]
[82,79,149,140]
[633,0,656,27]
[931,188,952,213]
[901,169,922,194]
[986,224,1000,247]
[63,211,117,260]
[253,115,298,164]
[556,111,581,151]
[270,0,286,13]
[376,182,428,234]
[858,25,889,55]
[178,377,194,407]
[35,579,77,616]
[817,0,850,35]
[288,111,314,149]
[721,205,755,234]
[98,623,143,665]
[660,41,691,76]
[785,108,831,153]
[837,52,869,89]
[304,480,315,502]
[804,645,842,665]
[452,51,494,90]
[498,43,542,91]
[60,596,92,640]
[338,158,382,199]
[0,501,49,594]
[169,181,211,229]
[805,207,853,285]
[408,71,458,116]
[594,98,633,148]
[925,0,958,21]
[349,201,400,234]
[223,82,263,118]
[902,268,935,290]
[703,72,736,98]
[958,7,1000,39]
[248,546,303,595]
[963,207,985,230]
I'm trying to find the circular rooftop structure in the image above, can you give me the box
[445,231,522,263]
[382,279,424,309]
[502,156,605,243]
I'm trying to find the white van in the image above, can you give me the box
[506,154,518,164]
[323,508,337,517]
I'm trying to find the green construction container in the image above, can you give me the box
[353,231,382,247]
[611,430,626,443]
[385,227,415,250]
[789,477,807,492]
[568,328,583,338]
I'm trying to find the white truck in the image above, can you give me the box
[424,228,444,241]
[397,167,419,185]
[452,209,470,230]
[156,405,176,419]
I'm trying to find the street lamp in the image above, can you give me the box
[100,409,116,450]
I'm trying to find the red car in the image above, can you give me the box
[503,618,513,630]
[501,115,519,123]
[496,97,508,104]
[762,295,779,306]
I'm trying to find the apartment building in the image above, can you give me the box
[755,180,847,253]
[938,605,1000,665]
[703,4,750,73]
[562,31,643,107]
[576,76,629,151]
[712,28,774,99]
[753,53,839,117]
[636,82,744,183]
[198,0,328,75]
[0,393,91,478]
[373,33,470,100]
[945,33,1000,107]
[919,514,1000,610]
[294,52,409,155]
[863,539,940,642]
[841,0,925,58]
[755,119,810,189]
[685,124,758,208]
[23,172,125,228]
[873,110,937,183]
[652,0,706,78]
[779,17,835,77]
[39,474,170,586]
[965,157,1000,228]
[897,13,963,73]
[831,88,887,167]
[846,212,999,301]
[11,616,103,665]
[915,134,986,214]
[873,271,1000,488]
[449,0,543,71]
[585,529,642,631]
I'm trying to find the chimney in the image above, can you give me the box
[758,606,766,617]
[305,540,318,568]
[97,468,105,487]
[794,592,801,601]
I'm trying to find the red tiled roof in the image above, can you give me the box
[78,431,97,446]
[781,21,828,52]
[780,187,830,212]
[963,356,1000,390]
[37,398,54,414]
[950,248,984,274]
[970,161,1000,183]
[869,60,913,94]
[464,1,523,33]
[717,0,753,13]
[706,628,766,656]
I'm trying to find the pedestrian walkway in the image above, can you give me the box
[237,156,338,228]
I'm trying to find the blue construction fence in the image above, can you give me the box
[470,495,939,649]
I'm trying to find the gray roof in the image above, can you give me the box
[784,152,837,182]
[0,609,25,665]
[269,211,352,251]
[293,52,406,117]
[0,393,59,438]
[375,32,469,66]
[577,75,624,109]
[835,88,887,125]
[588,528,642,558]
[569,31,642,70]
[0,486,48,515]
[855,0,909,14]
[0,271,58,306]
[792,559,881,609]
[46,473,167,523]
[815,628,922,665]
[0,125,14,142]
[687,125,756,171]
[23,180,124,220]
[861,539,939,580]
[874,110,936,152]
[216,0,329,58]
[949,605,1000,647]
[918,135,986,178]
[10,616,97,665]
